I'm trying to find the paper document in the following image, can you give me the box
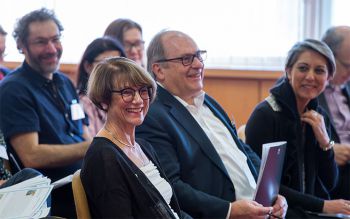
[254,141,287,207]
[0,146,8,160]
[52,174,73,189]
[0,175,52,219]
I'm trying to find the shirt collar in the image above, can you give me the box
[157,82,206,108]
[22,61,63,88]
[326,81,345,91]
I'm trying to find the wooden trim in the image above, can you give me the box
[204,68,283,80]
[3,62,283,126]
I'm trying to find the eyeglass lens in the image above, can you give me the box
[124,40,144,51]
[183,51,207,65]
[119,87,151,102]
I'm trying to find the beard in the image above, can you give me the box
[25,47,62,76]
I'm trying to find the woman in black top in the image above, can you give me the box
[246,39,350,216]
[81,57,189,218]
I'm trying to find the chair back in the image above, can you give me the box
[72,169,91,219]
[237,124,246,143]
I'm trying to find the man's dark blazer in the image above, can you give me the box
[136,86,261,219]
[318,82,350,199]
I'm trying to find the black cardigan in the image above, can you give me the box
[246,79,338,212]
[81,137,185,218]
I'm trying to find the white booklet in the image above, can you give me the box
[52,174,73,189]
[0,175,52,219]
[254,141,287,207]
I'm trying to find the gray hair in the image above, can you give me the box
[146,30,168,78]
[322,26,350,57]
[285,39,336,77]
[146,30,193,78]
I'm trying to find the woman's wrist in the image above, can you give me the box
[321,140,335,151]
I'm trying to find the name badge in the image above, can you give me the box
[70,99,85,120]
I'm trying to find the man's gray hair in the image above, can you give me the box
[146,30,168,78]
[322,26,350,57]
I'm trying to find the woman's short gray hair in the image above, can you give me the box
[285,39,336,77]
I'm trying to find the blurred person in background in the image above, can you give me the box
[104,18,145,67]
[77,36,126,136]
[0,25,11,79]
[0,8,91,217]
[246,39,350,217]
[320,26,350,200]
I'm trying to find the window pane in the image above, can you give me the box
[331,0,350,26]
[1,0,302,70]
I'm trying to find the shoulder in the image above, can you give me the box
[1,70,28,88]
[55,72,76,89]
[85,138,116,159]
[147,96,171,119]
[84,138,125,167]
[247,98,277,128]
[0,74,31,101]
[250,99,273,118]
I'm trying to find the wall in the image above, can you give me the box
[204,69,283,127]
[4,62,283,127]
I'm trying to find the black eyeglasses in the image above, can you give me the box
[111,86,152,103]
[156,50,207,66]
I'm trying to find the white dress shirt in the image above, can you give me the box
[174,91,256,201]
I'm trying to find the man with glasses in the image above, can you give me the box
[320,26,350,200]
[0,8,91,217]
[136,30,287,219]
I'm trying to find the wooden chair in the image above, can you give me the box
[72,169,91,219]
[237,124,246,143]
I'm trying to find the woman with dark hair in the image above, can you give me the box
[77,37,126,136]
[104,18,144,66]
[246,39,350,216]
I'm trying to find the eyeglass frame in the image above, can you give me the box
[123,40,145,51]
[155,50,207,66]
[111,86,153,103]
[27,35,62,48]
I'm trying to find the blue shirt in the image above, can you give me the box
[0,61,86,181]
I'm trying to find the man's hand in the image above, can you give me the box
[272,195,288,219]
[323,199,350,214]
[229,199,273,219]
[333,143,350,166]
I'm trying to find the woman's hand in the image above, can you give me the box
[300,110,330,150]
[323,199,350,214]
